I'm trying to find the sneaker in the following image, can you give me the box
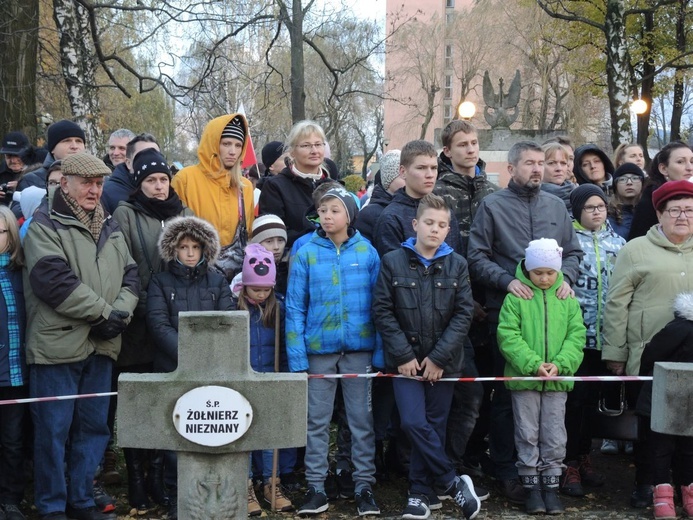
[474,484,490,501]
[248,478,262,517]
[92,483,115,514]
[402,493,430,520]
[498,478,526,505]
[578,455,605,487]
[2,504,24,520]
[65,506,115,520]
[600,439,619,455]
[559,463,585,497]
[426,493,442,511]
[459,457,484,478]
[447,475,480,520]
[337,469,355,499]
[298,485,328,515]
[263,477,294,512]
[355,489,380,516]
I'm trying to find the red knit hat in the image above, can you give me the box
[652,180,693,211]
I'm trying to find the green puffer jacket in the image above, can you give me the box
[497,262,585,391]
[23,191,139,365]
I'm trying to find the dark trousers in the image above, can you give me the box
[564,349,609,461]
[0,385,27,505]
[488,323,518,480]
[446,341,484,470]
[650,430,693,485]
[393,377,455,495]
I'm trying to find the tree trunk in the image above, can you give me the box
[636,10,654,162]
[288,0,306,123]
[53,0,103,153]
[604,0,632,149]
[669,1,687,142]
[0,0,39,140]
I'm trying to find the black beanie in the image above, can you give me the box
[132,148,171,187]
[570,184,607,220]
[612,162,645,182]
[261,141,284,169]
[46,120,86,153]
[220,115,245,144]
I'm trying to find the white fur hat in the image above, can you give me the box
[525,238,562,272]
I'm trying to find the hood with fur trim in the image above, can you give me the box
[158,216,220,265]
[674,292,693,321]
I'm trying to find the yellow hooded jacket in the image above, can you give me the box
[172,114,255,246]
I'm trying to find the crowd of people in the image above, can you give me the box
[0,115,691,520]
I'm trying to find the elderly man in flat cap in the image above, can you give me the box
[23,153,139,520]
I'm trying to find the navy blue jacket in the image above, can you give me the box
[355,184,393,243]
[373,188,463,257]
[247,295,288,373]
[102,163,135,215]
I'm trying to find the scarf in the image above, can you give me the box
[0,253,22,386]
[59,189,105,242]
[130,189,184,222]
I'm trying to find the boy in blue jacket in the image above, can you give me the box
[286,186,381,517]
[372,193,479,520]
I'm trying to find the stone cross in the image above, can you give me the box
[651,362,693,436]
[117,311,307,519]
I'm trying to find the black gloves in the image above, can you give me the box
[90,309,130,340]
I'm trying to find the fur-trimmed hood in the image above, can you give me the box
[158,216,220,265]
[674,292,693,321]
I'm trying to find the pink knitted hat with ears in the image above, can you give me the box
[241,243,276,288]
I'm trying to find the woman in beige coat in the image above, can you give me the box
[602,179,693,510]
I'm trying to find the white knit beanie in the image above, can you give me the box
[525,238,563,272]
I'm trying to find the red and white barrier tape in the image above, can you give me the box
[0,374,651,406]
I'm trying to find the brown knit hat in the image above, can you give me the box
[61,153,111,177]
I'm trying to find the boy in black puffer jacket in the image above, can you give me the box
[373,193,479,520]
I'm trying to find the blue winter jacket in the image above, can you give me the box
[0,267,26,386]
[286,229,382,372]
[247,295,288,373]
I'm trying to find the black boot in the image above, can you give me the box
[375,440,388,482]
[124,448,150,511]
[520,475,545,515]
[542,475,565,515]
[147,450,169,507]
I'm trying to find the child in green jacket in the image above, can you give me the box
[497,238,585,515]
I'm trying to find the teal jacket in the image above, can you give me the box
[497,262,585,391]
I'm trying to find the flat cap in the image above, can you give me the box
[61,153,111,177]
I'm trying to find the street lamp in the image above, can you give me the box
[631,99,648,115]
[458,101,476,120]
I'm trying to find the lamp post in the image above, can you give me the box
[458,101,476,120]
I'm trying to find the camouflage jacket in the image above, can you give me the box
[434,153,498,252]
[573,221,625,351]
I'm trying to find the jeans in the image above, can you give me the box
[393,377,456,496]
[251,448,297,480]
[30,355,113,516]
[0,385,27,505]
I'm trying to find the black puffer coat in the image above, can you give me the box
[146,217,233,372]
[372,245,474,377]
[355,184,393,243]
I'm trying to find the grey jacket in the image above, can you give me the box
[467,180,583,320]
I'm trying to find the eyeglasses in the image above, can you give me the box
[297,142,325,151]
[616,175,643,184]
[665,208,693,218]
[583,204,607,213]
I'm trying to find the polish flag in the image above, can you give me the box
[237,102,257,169]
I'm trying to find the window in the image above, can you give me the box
[446,0,454,7]
[445,45,452,69]
[444,104,453,125]
[444,75,452,100]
